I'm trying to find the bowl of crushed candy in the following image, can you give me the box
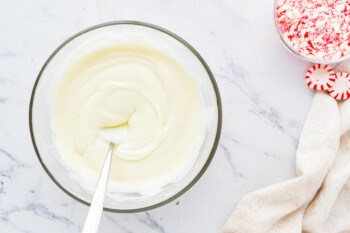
[274,0,350,64]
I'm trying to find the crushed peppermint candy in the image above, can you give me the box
[276,0,350,61]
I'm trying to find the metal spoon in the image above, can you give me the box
[82,142,114,233]
[82,123,128,233]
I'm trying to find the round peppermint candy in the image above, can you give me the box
[328,72,350,101]
[305,64,336,91]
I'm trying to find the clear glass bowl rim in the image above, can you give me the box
[28,21,222,213]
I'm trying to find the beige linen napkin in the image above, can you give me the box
[222,60,350,233]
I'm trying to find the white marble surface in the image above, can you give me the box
[0,0,316,232]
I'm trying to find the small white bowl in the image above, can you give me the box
[274,0,350,64]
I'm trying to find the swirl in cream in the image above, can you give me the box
[52,34,206,194]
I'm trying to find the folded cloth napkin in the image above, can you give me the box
[222,60,350,233]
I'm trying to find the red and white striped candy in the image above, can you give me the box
[328,72,350,101]
[305,64,336,91]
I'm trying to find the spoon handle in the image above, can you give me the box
[82,143,114,233]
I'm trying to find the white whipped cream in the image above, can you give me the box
[52,32,206,196]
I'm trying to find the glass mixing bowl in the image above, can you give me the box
[29,21,222,212]
[273,0,350,64]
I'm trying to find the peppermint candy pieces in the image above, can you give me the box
[305,64,336,91]
[328,72,350,101]
[305,64,350,101]
[276,0,350,61]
